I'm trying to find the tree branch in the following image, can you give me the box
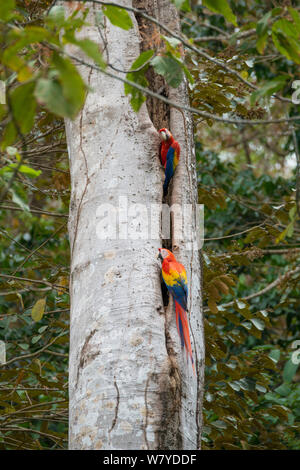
[0,332,68,367]
[61,0,293,104]
[0,204,68,218]
[11,222,67,275]
[204,266,300,312]
[57,46,300,126]
[0,273,69,291]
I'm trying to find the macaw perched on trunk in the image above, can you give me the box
[157,248,195,375]
[158,128,180,197]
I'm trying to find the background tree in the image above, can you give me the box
[0,0,299,450]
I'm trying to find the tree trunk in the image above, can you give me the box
[66,0,204,450]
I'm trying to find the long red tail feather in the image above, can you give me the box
[175,301,196,376]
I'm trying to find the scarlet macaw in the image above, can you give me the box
[158,128,180,197]
[158,248,195,375]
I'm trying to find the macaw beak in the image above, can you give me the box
[157,250,163,261]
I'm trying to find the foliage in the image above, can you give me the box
[0,0,299,451]
[198,149,300,449]
[186,0,300,448]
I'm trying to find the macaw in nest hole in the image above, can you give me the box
[157,247,195,375]
[158,128,180,197]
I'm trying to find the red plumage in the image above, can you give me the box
[159,140,172,168]
[158,248,195,376]
[175,301,195,376]
[159,128,175,168]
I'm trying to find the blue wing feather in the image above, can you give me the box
[164,277,188,311]
[176,306,185,348]
[163,146,175,196]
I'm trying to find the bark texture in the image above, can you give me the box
[66,0,204,450]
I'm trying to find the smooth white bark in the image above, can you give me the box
[66,0,204,450]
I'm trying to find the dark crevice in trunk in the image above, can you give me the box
[132,0,172,294]
[132,1,170,130]
[161,273,169,307]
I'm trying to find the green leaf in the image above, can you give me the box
[288,7,300,30]
[272,18,298,39]
[211,420,227,429]
[38,326,48,334]
[161,37,194,84]
[124,83,146,112]
[31,298,46,322]
[250,318,265,331]
[276,221,294,243]
[18,165,41,177]
[256,12,272,54]
[4,26,52,60]
[163,35,182,51]
[75,39,106,68]
[256,11,272,38]
[46,6,87,33]
[35,78,69,118]
[0,103,7,123]
[19,25,51,43]
[241,321,252,330]
[1,121,17,150]
[256,33,268,54]
[228,381,240,391]
[171,0,191,12]
[32,335,42,344]
[273,32,300,63]
[53,53,86,117]
[10,188,30,212]
[3,164,41,177]
[236,300,247,310]
[102,5,133,30]
[269,349,281,363]
[250,76,288,104]
[203,0,237,26]
[11,82,37,134]
[274,383,291,396]
[256,384,267,393]
[271,7,282,16]
[154,47,192,87]
[272,20,300,64]
[289,206,296,220]
[151,55,183,88]
[283,359,299,383]
[2,55,32,83]
[125,50,154,112]
[64,35,106,69]
[130,50,154,70]
[35,54,86,119]
[46,5,65,27]
[3,26,53,82]
[0,0,15,21]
